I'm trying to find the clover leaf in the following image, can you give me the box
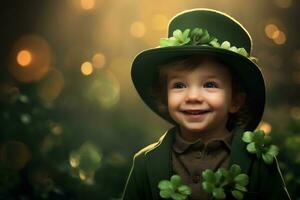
[158,175,192,200]
[190,28,204,45]
[209,38,220,47]
[202,164,249,200]
[160,29,190,47]
[159,27,257,61]
[242,130,279,164]
[221,41,231,50]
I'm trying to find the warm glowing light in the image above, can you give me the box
[92,53,106,69]
[79,170,87,180]
[152,14,168,31]
[10,35,52,82]
[290,107,300,120]
[258,121,272,134]
[17,50,32,67]
[130,21,146,38]
[69,152,80,168]
[79,170,94,184]
[81,62,93,75]
[273,31,286,45]
[70,158,79,168]
[81,0,95,10]
[274,0,292,8]
[265,24,279,39]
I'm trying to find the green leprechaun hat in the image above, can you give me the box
[131,8,266,131]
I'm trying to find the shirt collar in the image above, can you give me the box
[172,127,233,154]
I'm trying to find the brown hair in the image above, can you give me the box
[149,55,251,131]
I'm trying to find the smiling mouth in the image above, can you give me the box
[182,110,211,115]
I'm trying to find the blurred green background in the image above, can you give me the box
[0,0,300,199]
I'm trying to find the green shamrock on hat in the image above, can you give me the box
[159,28,258,63]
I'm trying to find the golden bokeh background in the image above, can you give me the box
[0,0,299,199]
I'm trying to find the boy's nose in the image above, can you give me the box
[185,87,203,103]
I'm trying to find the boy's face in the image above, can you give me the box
[167,59,242,140]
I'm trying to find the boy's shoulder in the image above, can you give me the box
[133,127,175,160]
[134,133,166,158]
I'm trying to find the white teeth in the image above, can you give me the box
[185,111,207,115]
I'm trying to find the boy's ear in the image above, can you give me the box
[229,92,246,113]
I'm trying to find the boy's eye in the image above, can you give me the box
[203,81,218,88]
[173,82,186,89]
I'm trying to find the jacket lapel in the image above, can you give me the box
[229,126,253,173]
[146,126,176,200]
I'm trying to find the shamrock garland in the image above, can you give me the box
[242,129,279,164]
[158,175,192,200]
[159,28,258,63]
[202,164,249,200]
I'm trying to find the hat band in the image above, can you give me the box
[159,28,257,62]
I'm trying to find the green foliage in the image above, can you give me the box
[160,29,191,47]
[158,175,192,200]
[159,28,256,60]
[242,130,279,164]
[202,164,249,199]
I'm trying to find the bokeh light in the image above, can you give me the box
[87,69,120,109]
[9,34,52,82]
[273,30,287,45]
[258,121,272,134]
[20,113,31,125]
[17,50,32,67]
[81,62,93,76]
[80,0,95,10]
[18,94,29,103]
[69,142,102,184]
[72,142,102,172]
[49,122,63,135]
[69,151,80,168]
[130,21,146,38]
[265,24,279,39]
[264,23,287,45]
[92,53,106,69]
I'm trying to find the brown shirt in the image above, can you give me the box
[172,129,233,200]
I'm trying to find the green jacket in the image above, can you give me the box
[122,126,290,200]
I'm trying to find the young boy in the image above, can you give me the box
[122,8,290,200]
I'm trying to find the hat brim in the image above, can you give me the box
[131,45,265,131]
